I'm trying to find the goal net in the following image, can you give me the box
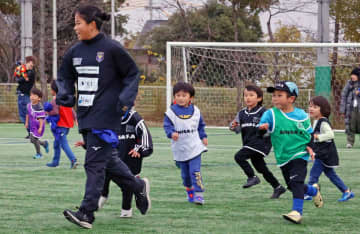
[166,42,360,129]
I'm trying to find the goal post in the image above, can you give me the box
[166,42,360,128]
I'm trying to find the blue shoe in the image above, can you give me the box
[70,160,79,169]
[33,154,42,159]
[43,141,49,153]
[338,191,354,202]
[186,188,194,203]
[46,162,58,167]
[304,195,312,201]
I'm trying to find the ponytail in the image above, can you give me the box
[96,12,111,21]
[75,5,110,30]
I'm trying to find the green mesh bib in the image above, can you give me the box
[270,107,311,166]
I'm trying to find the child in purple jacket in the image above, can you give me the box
[25,88,49,159]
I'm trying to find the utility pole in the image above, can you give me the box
[20,0,25,62]
[111,0,115,39]
[149,0,153,20]
[315,0,331,99]
[145,0,161,21]
[24,0,33,58]
[53,0,57,79]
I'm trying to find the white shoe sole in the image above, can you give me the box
[142,178,151,213]
[282,214,302,224]
[63,210,92,229]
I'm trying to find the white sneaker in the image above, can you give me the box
[282,210,302,224]
[120,208,133,218]
[346,143,353,148]
[98,196,108,210]
[312,184,324,208]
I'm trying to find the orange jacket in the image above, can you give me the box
[57,106,76,128]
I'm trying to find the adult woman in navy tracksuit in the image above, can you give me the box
[56,5,150,229]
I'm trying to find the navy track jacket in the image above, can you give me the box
[56,33,140,131]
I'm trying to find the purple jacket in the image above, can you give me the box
[27,103,46,138]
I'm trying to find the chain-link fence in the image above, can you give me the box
[167,42,360,129]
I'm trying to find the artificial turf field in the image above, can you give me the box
[0,123,359,233]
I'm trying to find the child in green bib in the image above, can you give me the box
[258,81,323,224]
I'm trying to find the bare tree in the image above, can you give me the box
[161,0,198,40]
[39,0,48,100]
[259,0,313,82]
[0,12,20,83]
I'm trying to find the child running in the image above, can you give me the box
[97,107,153,217]
[230,85,286,199]
[258,81,323,224]
[306,96,354,202]
[163,82,208,205]
[45,81,79,169]
[25,87,49,159]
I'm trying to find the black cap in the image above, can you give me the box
[267,81,299,97]
[350,68,360,78]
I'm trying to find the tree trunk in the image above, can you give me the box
[267,11,280,82]
[176,0,193,40]
[204,3,212,41]
[267,12,274,42]
[0,62,11,83]
[236,78,243,111]
[39,0,48,101]
[232,3,239,42]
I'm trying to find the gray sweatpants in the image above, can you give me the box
[30,134,46,155]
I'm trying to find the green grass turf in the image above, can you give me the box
[0,123,359,233]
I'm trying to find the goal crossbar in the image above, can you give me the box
[166,42,360,128]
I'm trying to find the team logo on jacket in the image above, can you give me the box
[96,52,104,63]
[73,57,82,66]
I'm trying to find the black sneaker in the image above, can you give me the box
[63,209,94,229]
[25,135,30,139]
[270,185,286,199]
[243,176,260,188]
[134,177,151,215]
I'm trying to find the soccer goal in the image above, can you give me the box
[166,42,360,128]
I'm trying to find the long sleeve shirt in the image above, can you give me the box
[163,104,207,140]
[313,119,334,142]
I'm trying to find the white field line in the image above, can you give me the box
[0,125,346,132]
[0,139,357,153]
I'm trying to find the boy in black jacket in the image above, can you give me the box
[98,108,153,217]
[230,85,286,199]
